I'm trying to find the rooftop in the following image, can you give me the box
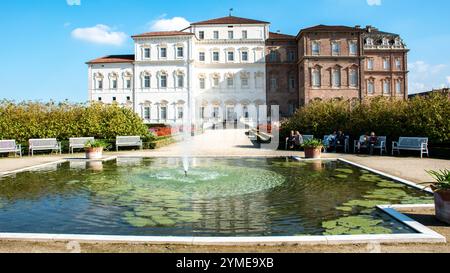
[86,55,135,65]
[268,32,296,40]
[191,15,270,26]
[131,31,194,39]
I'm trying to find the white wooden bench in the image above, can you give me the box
[28,138,62,156]
[354,136,387,156]
[0,140,22,157]
[69,137,95,154]
[116,136,143,151]
[392,137,429,158]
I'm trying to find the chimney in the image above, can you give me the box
[366,25,373,32]
[355,25,361,29]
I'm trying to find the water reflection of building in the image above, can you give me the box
[191,194,270,235]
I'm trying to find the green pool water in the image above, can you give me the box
[0,157,433,236]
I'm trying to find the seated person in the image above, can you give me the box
[286,131,295,150]
[294,131,304,149]
[368,132,378,155]
[357,133,369,153]
[335,130,347,152]
[326,131,338,151]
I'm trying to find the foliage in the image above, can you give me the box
[84,140,111,149]
[427,169,450,191]
[0,101,153,146]
[282,92,450,145]
[302,139,323,149]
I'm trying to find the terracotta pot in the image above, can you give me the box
[85,147,103,160]
[432,186,450,225]
[304,147,323,159]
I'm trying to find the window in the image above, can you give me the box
[367,80,375,94]
[177,107,184,119]
[226,76,234,88]
[160,75,167,88]
[98,80,103,89]
[177,47,184,58]
[112,97,117,101]
[332,68,341,87]
[213,107,219,118]
[126,79,131,89]
[199,52,205,61]
[126,96,130,101]
[349,42,358,55]
[242,30,248,39]
[288,51,295,62]
[213,77,219,87]
[289,76,295,89]
[160,106,167,120]
[144,48,151,59]
[228,31,234,39]
[383,80,391,94]
[199,31,204,40]
[395,59,402,70]
[270,77,277,90]
[269,50,277,62]
[144,76,150,88]
[396,80,402,94]
[200,107,205,119]
[241,51,248,62]
[312,69,321,87]
[241,78,249,88]
[177,75,184,88]
[312,41,320,55]
[227,51,234,62]
[243,106,249,118]
[112,79,117,89]
[144,107,151,120]
[213,31,219,39]
[199,78,205,89]
[383,58,390,70]
[213,51,219,62]
[349,69,358,87]
[332,41,341,56]
[367,59,374,70]
[160,47,167,58]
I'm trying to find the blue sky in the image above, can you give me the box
[0,0,449,102]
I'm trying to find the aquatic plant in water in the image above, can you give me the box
[322,215,392,235]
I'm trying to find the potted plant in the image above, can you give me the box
[302,139,324,159]
[85,140,109,160]
[427,169,450,224]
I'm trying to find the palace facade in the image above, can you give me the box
[87,16,409,125]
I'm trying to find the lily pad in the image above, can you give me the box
[377,181,405,188]
[344,199,387,208]
[336,206,353,212]
[336,168,354,174]
[322,215,391,235]
[334,174,349,179]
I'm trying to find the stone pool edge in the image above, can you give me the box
[0,156,446,246]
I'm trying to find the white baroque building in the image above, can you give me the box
[87,16,270,126]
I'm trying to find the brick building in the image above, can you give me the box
[265,32,299,117]
[296,25,408,106]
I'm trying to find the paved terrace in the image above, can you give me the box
[1,129,450,253]
[1,129,448,184]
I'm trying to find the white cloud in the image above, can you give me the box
[71,24,127,46]
[367,0,382,6]
[147,16,191,31]
[409,61,450,93]
[66,0,80,5]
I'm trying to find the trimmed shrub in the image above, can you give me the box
[0,101,153,145]
[282,92,450,145]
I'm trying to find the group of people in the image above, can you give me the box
[286,131,304,150]
[286,129,380,154]
[356,132,379,154]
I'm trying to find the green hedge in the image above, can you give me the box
[0,101,154,145]
[282,91,450,145]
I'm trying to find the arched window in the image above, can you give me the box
[349,69,358,87]
[395,79,402,94]
[367,79,375,95]
[312,68,321,87]
[383,79,391,94]
[332,68,341,87]
[312,41,320,56]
